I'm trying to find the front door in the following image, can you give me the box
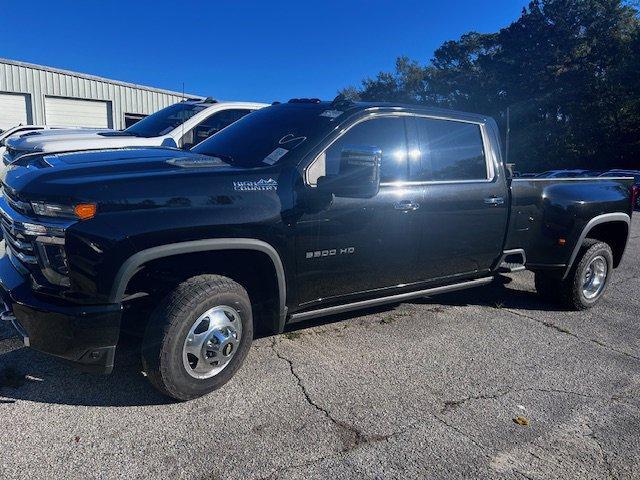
[294,116,424,308]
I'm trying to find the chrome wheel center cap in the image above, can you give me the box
[182,305,242,379]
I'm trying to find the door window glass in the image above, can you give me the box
[310,117,408,184]
[411,117,487,181]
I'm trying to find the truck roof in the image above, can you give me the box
[283,98,491,123]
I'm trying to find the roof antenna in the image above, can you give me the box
[181,82,185,148]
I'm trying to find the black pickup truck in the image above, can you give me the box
[0,98,635,400]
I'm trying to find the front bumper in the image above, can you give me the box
[0,244,122,374]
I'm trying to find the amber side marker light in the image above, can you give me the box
[74,203,97,220]
[558,238,567,246]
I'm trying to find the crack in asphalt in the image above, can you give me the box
[586,422,617,480]
[588,338,640,362]
[442,388,513,413]
[270,339,391,454]
[504,308,640,363]
[267,338,497,479]
[441,385,638,415]
[513,470,537,480]
[430,411,492,455]
[267,314,636,480]
[505,308,578,337]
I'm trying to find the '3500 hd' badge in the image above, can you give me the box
[233,178,278,191]
[306,247,355,259]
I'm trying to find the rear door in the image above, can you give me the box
[408,115,508,281]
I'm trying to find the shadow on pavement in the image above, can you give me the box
[419,274,561,311]
[0,333,171,407]
[0,274,553,407]
[284,274,559,334]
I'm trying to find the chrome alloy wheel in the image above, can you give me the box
[582,255,607,300]
[182,305,242,379]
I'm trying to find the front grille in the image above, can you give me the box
[2,185,31,215]
[0,207,38,265]
[3,147,19,165]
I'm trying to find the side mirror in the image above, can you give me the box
[317,145,381,198]
[161,137,178,149]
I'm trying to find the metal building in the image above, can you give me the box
[0,58,202,131]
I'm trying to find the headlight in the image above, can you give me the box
[31,202,97,220]
[35,238,70,287]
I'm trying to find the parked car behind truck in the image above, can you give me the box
[0,125,84,158]
[599,170,640,209]
[0,98,634,400]
[2,98,267,164]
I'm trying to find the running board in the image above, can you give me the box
[288,277,493,323]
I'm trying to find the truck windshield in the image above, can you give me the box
[123,103,207,138]
[192,105,336,168]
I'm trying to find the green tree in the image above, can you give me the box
[343,0,640,172]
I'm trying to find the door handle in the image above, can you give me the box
[484,196,505,206]
[394,200,420,211]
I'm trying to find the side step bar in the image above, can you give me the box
[289,277,493,323]
[498,248,527,273]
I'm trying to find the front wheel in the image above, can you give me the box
[142,275,253,401]
[535,240,613,310]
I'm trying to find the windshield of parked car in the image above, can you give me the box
[123,103,207,138]
[192,104,338,168]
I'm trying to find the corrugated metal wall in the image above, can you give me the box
[0,59,202,130]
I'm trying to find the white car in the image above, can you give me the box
[2,98,267,164]
[0,125,83,157]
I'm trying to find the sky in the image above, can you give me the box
[0,0,528,103]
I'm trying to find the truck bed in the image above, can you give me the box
[505,176,634,270]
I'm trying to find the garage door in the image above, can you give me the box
[0,92,30,130]
[45,97,112,128]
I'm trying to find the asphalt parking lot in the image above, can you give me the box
[1,223,639,480]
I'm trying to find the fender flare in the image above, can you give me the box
[110,238,288,332]
[562,212,630,279]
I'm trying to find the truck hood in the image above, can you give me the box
[5,129,171,154]
[1,147,244,204]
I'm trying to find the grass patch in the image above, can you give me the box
[284,331,303,341]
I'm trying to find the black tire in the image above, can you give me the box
[142,275,253,401]
[559,240,613,310]
[535,240,613,310]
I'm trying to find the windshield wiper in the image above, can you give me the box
[198,152,234,165]
[101,130,141,137]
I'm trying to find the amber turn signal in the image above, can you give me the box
[74,203,97,220]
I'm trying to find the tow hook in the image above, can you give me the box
[1,304,30,346]
[1,309,16,322]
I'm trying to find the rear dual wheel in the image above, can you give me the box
[535,240,613,310]
[142,275,253,401]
